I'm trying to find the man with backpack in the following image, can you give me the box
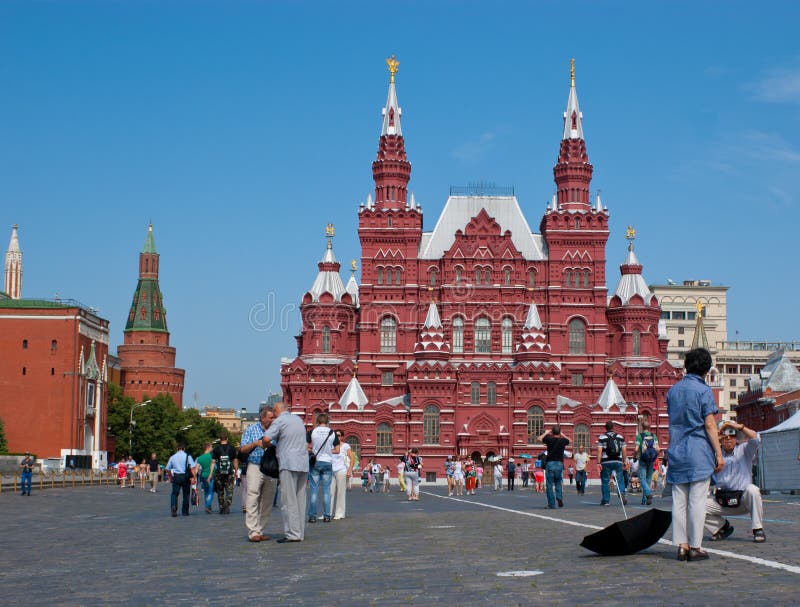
[635,418,660,506]
[209,431,238,514]
[597,421,628,506]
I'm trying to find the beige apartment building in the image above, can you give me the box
[650,279,800,416]
[201,406,242,434]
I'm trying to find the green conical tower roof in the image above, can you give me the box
[143,223,157,253]
[125,224,168,333]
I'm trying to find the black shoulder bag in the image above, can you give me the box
[259,445,280,479]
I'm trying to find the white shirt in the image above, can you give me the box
[397,461,404,475]
[332,442,351,473]
[574,451,589,471]
[310,426,337,463]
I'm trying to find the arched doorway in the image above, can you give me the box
[484,450,497,487]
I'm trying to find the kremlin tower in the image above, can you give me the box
[117,224,185,407]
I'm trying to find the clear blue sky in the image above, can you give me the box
[2,2,799,410]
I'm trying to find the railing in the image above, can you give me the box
[0,470,121,492]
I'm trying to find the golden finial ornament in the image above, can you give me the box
[386,55,400,83]
[325,223,335,238]
[351,259,358,272]
[695,300,705,319]
[570,58,575,88]
[625,225,636,241]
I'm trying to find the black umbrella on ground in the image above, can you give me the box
[580,508,672,556]
[580,470,672,556]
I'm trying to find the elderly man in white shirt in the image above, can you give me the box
[705,420,766,543]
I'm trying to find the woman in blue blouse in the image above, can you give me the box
[666,348,724,561]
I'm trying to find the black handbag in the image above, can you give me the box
[714,488,744,508]
[259,445,279,479]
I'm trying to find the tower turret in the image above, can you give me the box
[372,55,411,211]
[117,223,185,407]
[554,59,593,211]
[4,224,22,299]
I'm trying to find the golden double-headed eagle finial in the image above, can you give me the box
[695,300,705,318]
[325,223,335,238]
[351,259,358,272]
[386,55,400,83]
[625,225,636,241]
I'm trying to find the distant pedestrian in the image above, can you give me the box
[165,443,196,517]
[597,421,628,507]
[568,465,575,485]
[331,430,352,519]
[263,402,310,543]
[19,452,34,496]
[196,444,213,512]
[539,425,570,509]
[125,456,137,489]
[383,466,391,492]
[667,347,724,561]
[210,432,238,515]
[238,404,278,542]
[476,463,483,489]
[444,456,455,496]
[401,448,422,501]
[521,460,530,488]
[396,459,406,493]
[506,458,516,491]
[148,452,160,493]
[117,461,127,488]
[369,459,381,493]
[453,458,464,495]
[574,445,588,495]
[635,419,659,506]
[465,457,476,495]
[493,460,503,491]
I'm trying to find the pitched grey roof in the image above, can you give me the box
[338,375,369,410]
[596,378,626,411]
[763,353,800,393]
[419,196,546,260]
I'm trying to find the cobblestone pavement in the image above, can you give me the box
[1,481,799,606]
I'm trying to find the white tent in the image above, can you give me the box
[758,410,800,492]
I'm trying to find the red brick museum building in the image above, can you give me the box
[281,60,681,479]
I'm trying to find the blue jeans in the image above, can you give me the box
[575,469,587,494]
[21,470,32,494]
[308,461,333,518]
[638,461,653,499]
[601,462,625,504]
[199,475,214,509]
[545,461,564,507]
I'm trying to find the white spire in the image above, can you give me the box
[562,59,584,140]
[366,193,373,210]
[338,375,369,410]
[380,76,402,136]
[551,193,558,211]
[4,224,22,299]
[595,192,603,212]
[345,273,360,307]
[423,302,442,329]
[523,301,543,330]
[597,377,626,411]
[307,238,347,303]
[321,238,337,264]
[409,192,417,210]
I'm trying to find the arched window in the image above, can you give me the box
[527,406,544,443]
[385,268,393,285]
[452,316,464,353]
[575,217,581,229]
[475,317,491,353]
[377,268,383,285]
[470,381,480,405]
[344,435,361,465]
[501,317,513,354]
[321,326,331,353]
[380,317,397,353]
[376,423,393,454]
[484,269,491,285]
[574,423,590,452]
[487,382,497,405]
[22,339,28,349]
[395,268,402,285]
[423,405,440,444]
[51,340,57,351]
[568,318,586,354]
[632,329,641,356]
[455,267,462,284]
[583,269,590,287]
[388,217,393,228]
[430,269,437,286]
[528,269,536,287]
[475,268,482,284]
[504,268,511,285]
[565,270,571,287]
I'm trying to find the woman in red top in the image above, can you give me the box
[117,462,127,488]
[464,457,476,495]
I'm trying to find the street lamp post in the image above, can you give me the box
[129,400,152,457]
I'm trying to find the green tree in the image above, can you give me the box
[0,416,8,455]
[106,383,228,463]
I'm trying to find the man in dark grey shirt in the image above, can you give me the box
[263,402,310,543]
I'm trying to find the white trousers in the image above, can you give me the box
[330,470,348,518]
[245,462,276,539]
[404,470,419,497]
[672,478,710,548]
[704,484,763,535]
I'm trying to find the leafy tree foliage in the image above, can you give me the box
[0,416,8,455]
[106,383,228,463]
